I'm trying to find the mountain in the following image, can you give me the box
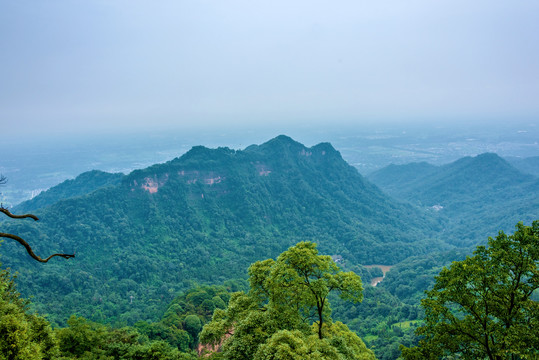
[0,135,445,325]
[366,162,437,196]
[12,170,124,213]
[506,156,539,177]
[368,153,539,245]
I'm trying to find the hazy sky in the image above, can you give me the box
[1,0,538,138]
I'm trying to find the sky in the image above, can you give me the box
[1,0,539,139]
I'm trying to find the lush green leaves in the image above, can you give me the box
[55,316,197,360]
[1,136,444,326]
[401,221,539,360]
[0,264,58,360]
[200,242,376,360]
[368,154,539,247]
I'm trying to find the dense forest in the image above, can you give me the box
[368,153,539,246]
[0,136,447,326]
[1,136,538,359]
[1,223,537,359]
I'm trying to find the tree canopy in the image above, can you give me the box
[0,263,58,359]
[401,221,539,360]
[199,241,376,360]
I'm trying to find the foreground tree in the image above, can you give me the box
[200,241,376,359]
[0,264,58,359]
[401,221,539,360]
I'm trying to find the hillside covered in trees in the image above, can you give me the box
[368,153,539,246]
[1,136,537,360]
[0,136,446,327]
[2,223,537,360]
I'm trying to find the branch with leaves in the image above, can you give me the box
[0,206,75,263]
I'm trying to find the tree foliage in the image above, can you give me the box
[0,264,58,359]
[135,284,239,351]
[0,260,199,359]
[401,221,539,360]
[56,315,197,360]
[200,241,376,360]
[1,137,443,326]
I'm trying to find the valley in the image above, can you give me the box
[363,265,393,286]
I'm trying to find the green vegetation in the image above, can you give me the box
[56,316,196,360]
[1,136,444,326]
[401,221,539,359]
[0,264,57,359]
[2,136,537,359]
[368,153,539,246]
[378,249,469,305]
[331,286,420,360]
[507,155,539,177]
[0,262,237,359]
[135,282,247,351]
[199,242,376,359]
[1,222,537,359]
[13,170,124,214]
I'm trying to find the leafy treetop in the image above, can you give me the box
[200,241,375,360]
[401,221,539,360]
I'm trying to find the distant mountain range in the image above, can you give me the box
[368,153,539,245]
[506,156,539,177]
[1,135,444,325]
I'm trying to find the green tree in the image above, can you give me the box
[56,315,197,359]
[200,242,375,360]
[183,315,202,346]
[401,221,539,360]
[265,241,364,339]
[0,264,58,360]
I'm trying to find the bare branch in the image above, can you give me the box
[1,204,75,263]
[0,174,6,185]
[0,232,75,263]
[0,207,39,221]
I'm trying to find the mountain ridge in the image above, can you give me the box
[1,135,444,325]
[368,153,539,245]
[12,170,124,213]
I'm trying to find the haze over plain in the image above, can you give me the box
[1,0,538,139]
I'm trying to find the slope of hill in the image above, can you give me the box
[506,156,539,177]
[368,153,539,245]
[366,162,437,195]
[0,135,446,325]
[12,170,124,213]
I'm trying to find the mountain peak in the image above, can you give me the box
[246,135,341,160]
[2,134,446,328]
[312,142,339,155]
[259,135,305,150]
[176,145,235,163]
[473,152,510,166]
[451,152,517,174]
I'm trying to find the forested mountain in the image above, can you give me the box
[12,170,124,213]
[368,153,539,246]
[0,135,445,326]
[506,155,539,177]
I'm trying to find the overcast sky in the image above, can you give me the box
[1,0,538,138]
